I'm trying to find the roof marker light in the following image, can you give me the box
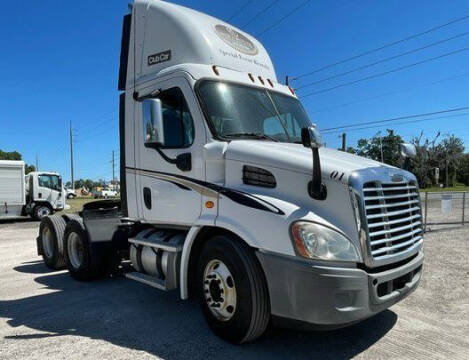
[248,73,255,82]
[212,65,219,76]
[258,76,265,85]
[267,79,274,87]
[288,86,295,95]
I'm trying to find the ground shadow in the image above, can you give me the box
[1,261,397,359]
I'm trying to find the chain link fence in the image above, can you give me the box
[422,191,468,230]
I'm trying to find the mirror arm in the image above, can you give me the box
[145,143,192,172]
[308,147,327,201]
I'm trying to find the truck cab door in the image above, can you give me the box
[36,174,63,209]
[134,77,206,226]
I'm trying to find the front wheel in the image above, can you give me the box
[33,204,51,221]
[196,235,270,344]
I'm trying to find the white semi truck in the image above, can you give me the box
[0,160,66,220]
[36,0,423,343]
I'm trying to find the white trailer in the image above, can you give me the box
[37,0,424,344]
[0,160,66,220]
[0,160,25,218]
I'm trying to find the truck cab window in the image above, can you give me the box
[144,87,194,148]
[38,175,61,191]
[197,80,311,143]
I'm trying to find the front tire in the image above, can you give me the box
[33,204,51,221]
[39,215,66,269]
[196,235,270,344]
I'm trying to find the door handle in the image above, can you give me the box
[143,187,151,209]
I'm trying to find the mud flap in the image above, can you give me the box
[36,236,43,256]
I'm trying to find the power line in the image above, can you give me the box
[75,109,118,131]
[256,0,312,37]
[293,14,469,80]
[228,1,253,21]
[301,45,469,98]
[309,72,469,114]
[322,112,469,135]
[241,0,280,28]
[321,106,469,132]
[297,32,468,90]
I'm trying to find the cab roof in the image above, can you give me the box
[123,0,277,90]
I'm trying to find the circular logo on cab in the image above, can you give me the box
[214,24,259,56]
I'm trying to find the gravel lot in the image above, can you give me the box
[0,220,468,359]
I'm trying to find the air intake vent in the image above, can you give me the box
[242,166,276,188]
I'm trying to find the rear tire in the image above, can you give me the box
[63,219,103,281]
[196,235,270,344]
[39,215,67,269]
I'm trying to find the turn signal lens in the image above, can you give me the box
[205,201,215,209]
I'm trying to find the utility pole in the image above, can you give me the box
[341,133,346,152]
[35,154,39,171]
[111,150,115,182]
[70,121,75,190]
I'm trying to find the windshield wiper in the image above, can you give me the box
[223,133,279,142]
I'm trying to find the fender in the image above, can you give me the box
[179,218,260,300]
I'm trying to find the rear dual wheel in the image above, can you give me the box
[63,219,121,281]
[39,215,66,269]
[196,235,270,344]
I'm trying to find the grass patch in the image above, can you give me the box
[58,197,95,214]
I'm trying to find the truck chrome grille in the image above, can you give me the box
[363,181,423,261]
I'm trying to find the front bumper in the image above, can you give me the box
[256,250,423,328]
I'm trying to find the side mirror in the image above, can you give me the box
[143,98,165,147]
[301,124,323,149]
[400,143,416,159]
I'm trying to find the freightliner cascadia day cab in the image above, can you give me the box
[0,160,65,220]
[36,0,424,343]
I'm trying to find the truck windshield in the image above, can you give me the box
[197,80,313,143]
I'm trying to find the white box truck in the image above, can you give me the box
[36,0,424,343]
[0,160,66,220]
[0,160,25,219]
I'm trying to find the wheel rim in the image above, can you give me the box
[37,207,50,219]
[68,232,84,269]
[203,259,237,321]
[42,227,54,259]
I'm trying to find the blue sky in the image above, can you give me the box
[1,0,468,182]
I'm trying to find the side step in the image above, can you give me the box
[125,272,167,291]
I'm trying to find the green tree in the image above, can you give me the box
[457,153,469,185]
[356,130,403,167]
[0,149,35,174]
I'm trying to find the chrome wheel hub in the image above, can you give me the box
[203,259,236,321]
[42,227,53,258]
[37,207,50,219]
[68,232,84,269]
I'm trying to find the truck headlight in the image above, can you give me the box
[290,221,360,262]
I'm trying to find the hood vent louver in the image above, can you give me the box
[242,165,276,188]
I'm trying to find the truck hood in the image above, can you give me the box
[225,140,390,182]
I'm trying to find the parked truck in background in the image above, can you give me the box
[0,160,66,220]
[36,0,424,343]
